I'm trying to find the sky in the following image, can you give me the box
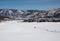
[0,0,60,10]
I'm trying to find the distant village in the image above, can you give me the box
[0,8,60,22]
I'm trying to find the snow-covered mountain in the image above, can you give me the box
[0,8,60,22]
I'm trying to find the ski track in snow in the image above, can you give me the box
[0,21,60,41]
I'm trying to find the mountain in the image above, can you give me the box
[0,8,60,22]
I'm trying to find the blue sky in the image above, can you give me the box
[0,0,60,10]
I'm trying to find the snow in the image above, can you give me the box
[9,10,13,13]
[0,21,60,41]
[18,10,24,14]
[0,10,3,13]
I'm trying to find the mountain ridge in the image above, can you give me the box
[0,8,60,22]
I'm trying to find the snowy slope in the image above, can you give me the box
[0,21,60,41]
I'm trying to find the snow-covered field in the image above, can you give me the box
[0,21,60,41]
